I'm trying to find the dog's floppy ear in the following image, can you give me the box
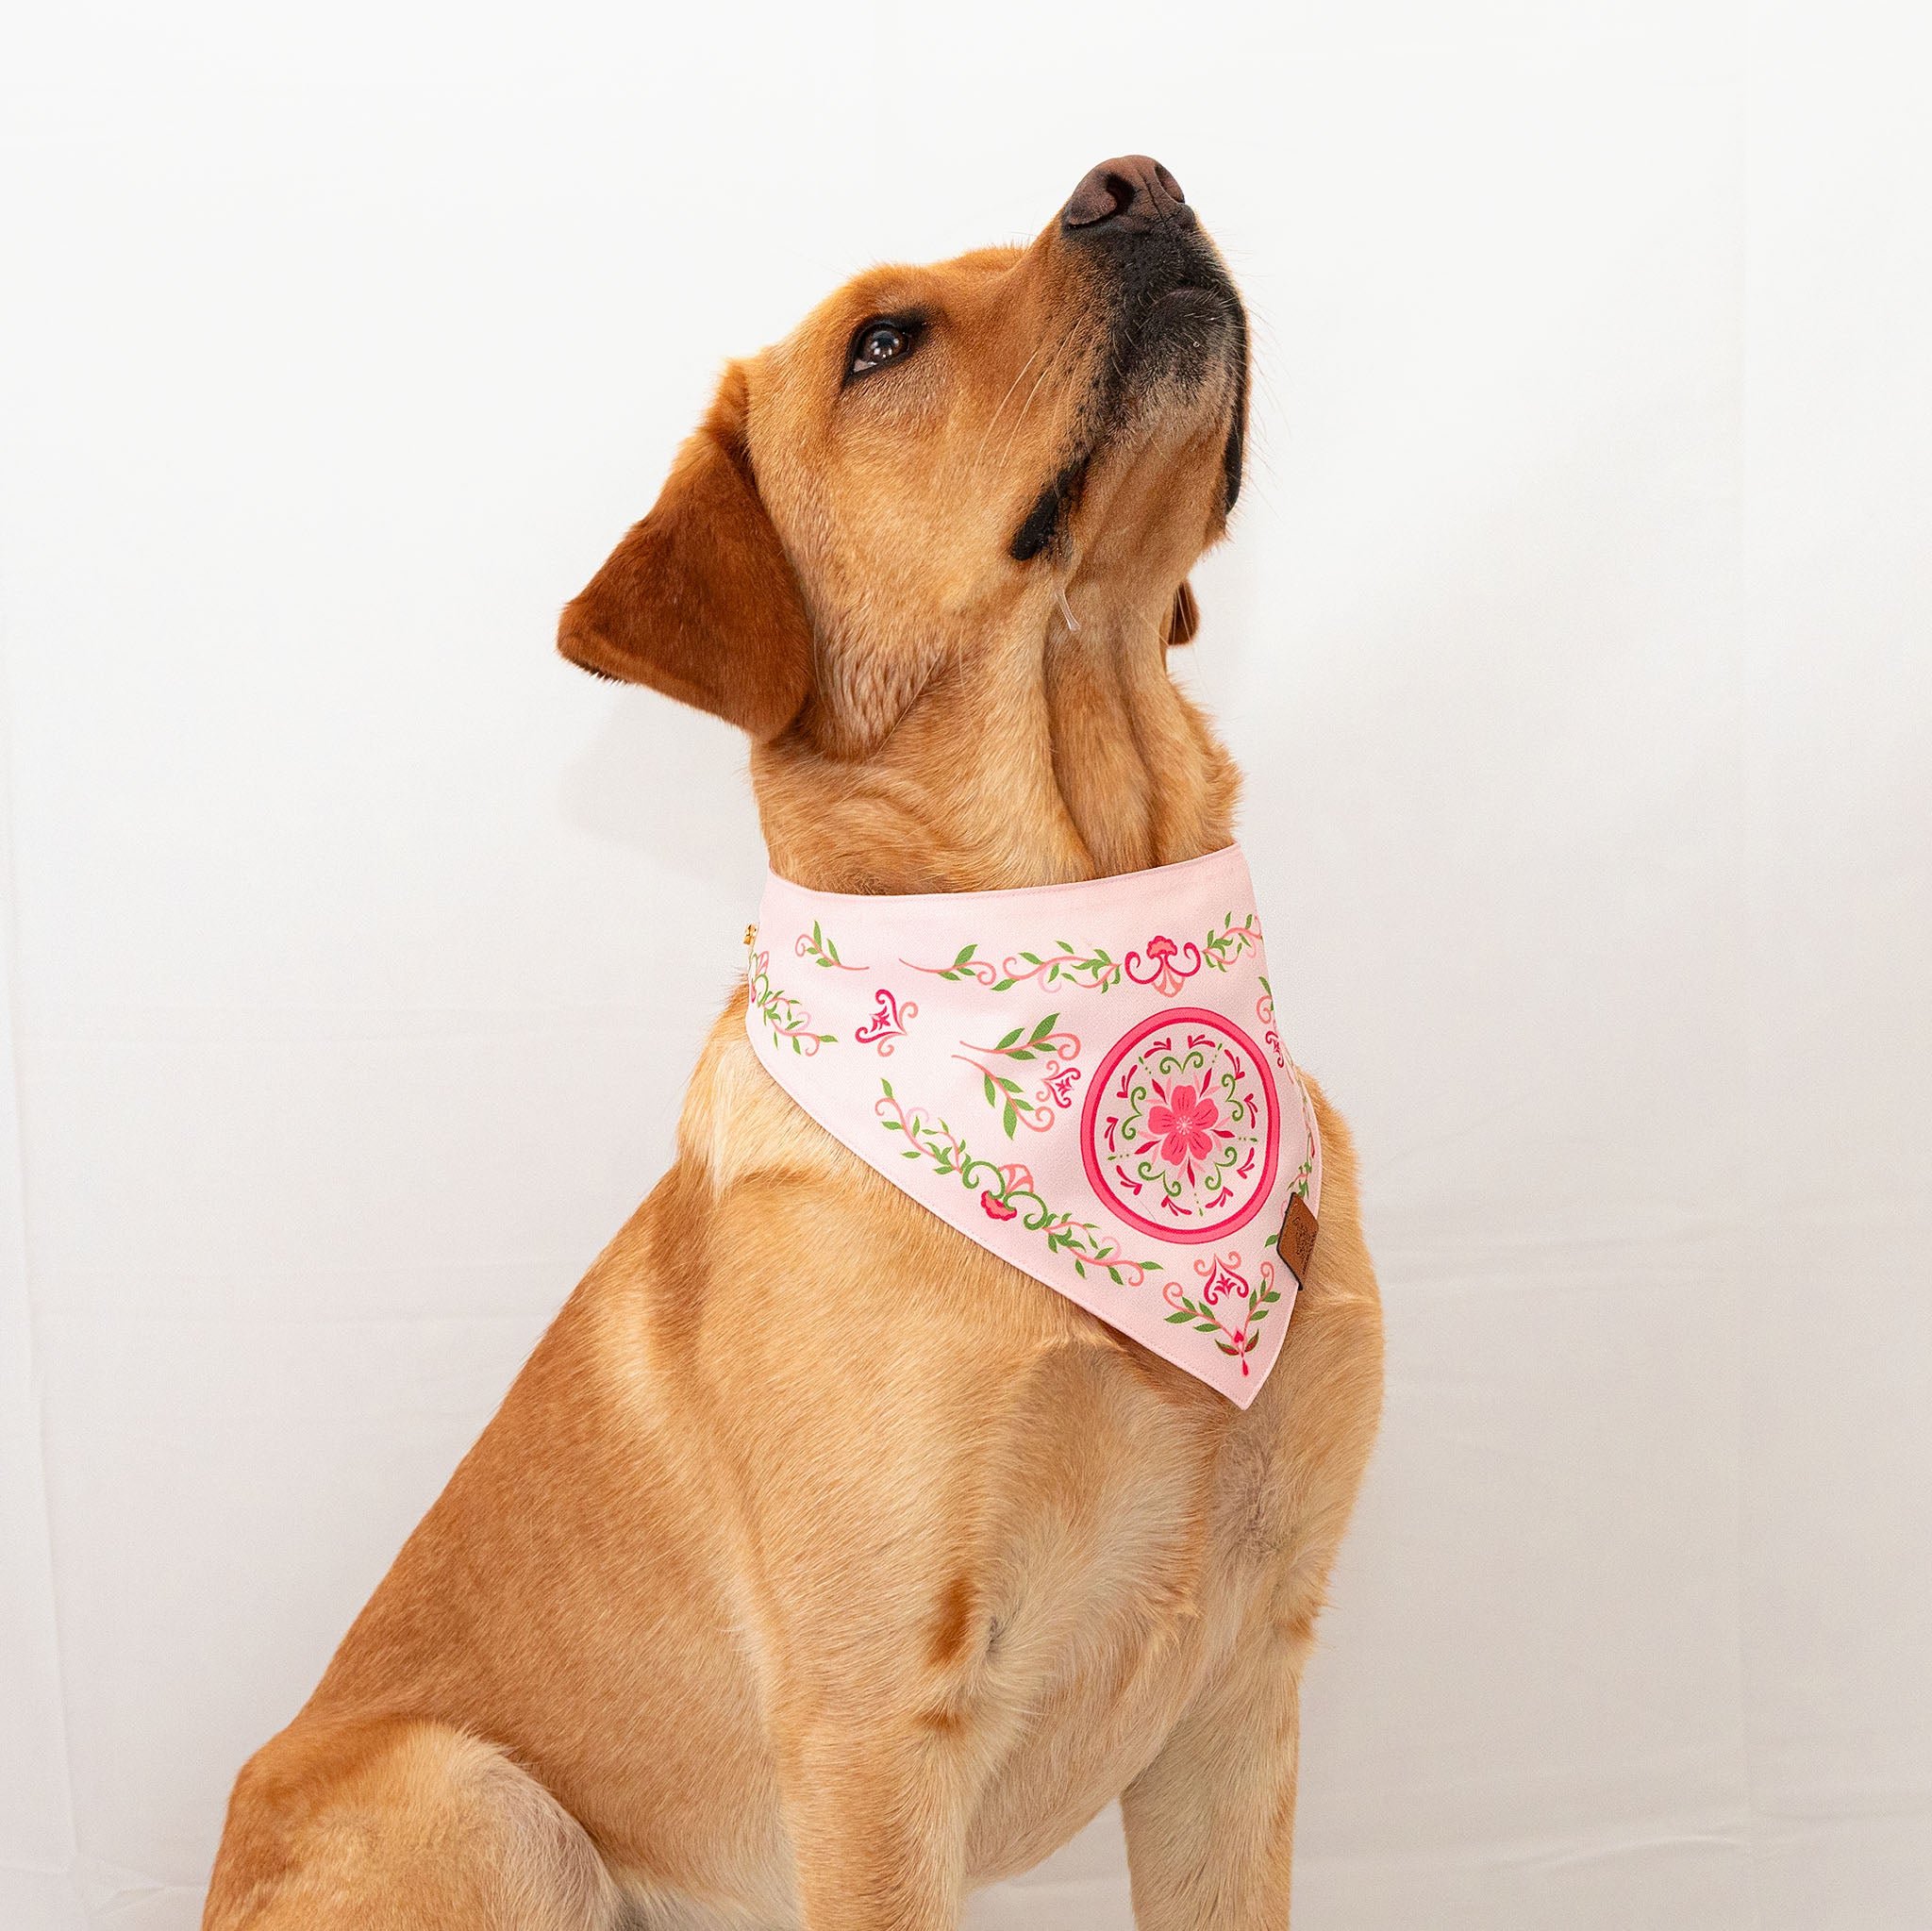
[558,363,814,740]
[1165,578,1200,646]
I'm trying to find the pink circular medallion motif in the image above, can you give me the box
[1080,1007,1280,1243]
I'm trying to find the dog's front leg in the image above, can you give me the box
[1118,1596,1314,1929]
[779,1720,970,1931]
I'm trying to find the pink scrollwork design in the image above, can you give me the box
[1256,976,1287,1069]
[1124,934,1204,997]
[1194,1250,1248,1306]
[1041,1063,1082,1109]
[854,986,917,1056]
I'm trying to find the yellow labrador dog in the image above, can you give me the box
[206,156,1383,1931]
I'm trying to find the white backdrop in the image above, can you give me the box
[3,4,1928,1926]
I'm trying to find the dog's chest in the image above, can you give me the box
[951,1344,1285,1884]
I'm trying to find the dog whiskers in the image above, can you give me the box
[973,341,1046,474]
[997,325,1075,475]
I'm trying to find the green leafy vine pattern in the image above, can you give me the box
[747,939,835,1056]
[795,920,865,972]
[874,1078,1161,1287]
[904,911,1261,999]
[952,1010,1083,1138]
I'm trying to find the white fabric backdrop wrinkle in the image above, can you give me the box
[1,5,1927,1928]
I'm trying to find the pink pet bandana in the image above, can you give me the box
[743,844,1321,1407]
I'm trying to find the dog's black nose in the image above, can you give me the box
[1062,156,1187,235]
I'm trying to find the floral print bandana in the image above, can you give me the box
[743,844,1321,1407]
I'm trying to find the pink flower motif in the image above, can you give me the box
[1146,1084,1219,1169]
[979,1190,1018,1222]
[1124,934,1204,996]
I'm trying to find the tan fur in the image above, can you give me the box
[207,162,1383,1931]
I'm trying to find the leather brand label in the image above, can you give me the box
[1278,1194,1319,1286]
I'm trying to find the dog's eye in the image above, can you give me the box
[848,319,913,379]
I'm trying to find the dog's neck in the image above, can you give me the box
[752,604,1239,894]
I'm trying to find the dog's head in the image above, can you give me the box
[561,158,1247,882]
